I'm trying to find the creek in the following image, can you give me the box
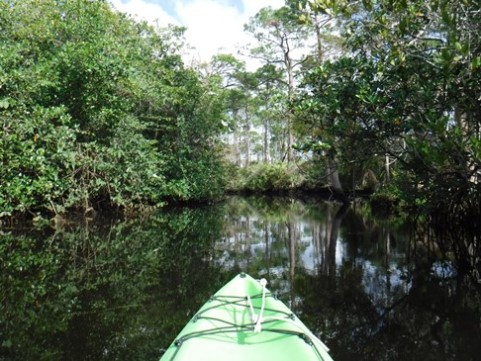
[1,196,480,361]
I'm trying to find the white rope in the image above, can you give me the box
[244,279,330,354]
[247,278,268,333]
[254,278,267,332]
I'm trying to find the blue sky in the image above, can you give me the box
[146,0,246,19]
[110,0,284,67]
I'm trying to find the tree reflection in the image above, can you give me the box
[220,197,481,361]
[0,207,227,361]
[1,197,480,361]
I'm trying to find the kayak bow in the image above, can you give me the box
[160,273,334,361]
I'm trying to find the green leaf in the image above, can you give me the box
[471,56,481,71]
[0,98,9,109]
[2,339,12,348]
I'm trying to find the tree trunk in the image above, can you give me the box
[314,15,323,61]
[326,154,349,203]
[233,131,241,166]
[312,21,348,201]
[285,75,295,163]
[385,153,391,183]
[244,112,250,167]
[283,35,295,164]
[263,119,271,164]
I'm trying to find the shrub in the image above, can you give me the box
[227,163,302,192]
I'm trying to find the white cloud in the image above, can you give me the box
[109,0,285,69]
[175,0,247,64]
[176,0,284,68]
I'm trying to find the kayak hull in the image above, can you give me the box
[160,273,333,361]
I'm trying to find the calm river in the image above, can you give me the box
[1,196,480,360]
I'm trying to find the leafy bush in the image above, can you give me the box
[227,163,302,192]
[0,1,226,216]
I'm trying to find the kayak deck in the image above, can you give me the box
[160,273,333,361]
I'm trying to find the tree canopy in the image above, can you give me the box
[291,0,481,212]
[1,0,480,218]
[0,0,226,217]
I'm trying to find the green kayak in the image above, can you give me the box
[159,273,334,361]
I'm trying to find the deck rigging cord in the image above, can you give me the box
[162,277,329,361]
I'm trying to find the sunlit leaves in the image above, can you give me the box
[292,0,481,210]
[0,0,226,216]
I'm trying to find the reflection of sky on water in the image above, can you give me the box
[218,215,358,271]
[361,260,411,307]
[212,198,478,360]
[218,220,416,305]
[431,260,456,278]
[336,238,347,266]
[215,196,462,320]
[214,199,440,309]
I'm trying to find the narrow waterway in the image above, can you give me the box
[1,196,480,361]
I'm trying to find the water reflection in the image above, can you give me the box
[1,197,480,361]
[218,198,406,282]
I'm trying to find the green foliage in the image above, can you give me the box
[227,163,302,192]
[294,0,481,211]
[369,184,402,218]
[294,57,383,191]
[0,0,226,216]
[296,158,328,189]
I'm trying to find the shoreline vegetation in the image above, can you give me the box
[1,0,481,225]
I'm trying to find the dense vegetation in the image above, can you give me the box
[0,0,225,217]
[2,2,480,360]
[1,0,481,218]
[291,0,481,215]
[222,0,481,215]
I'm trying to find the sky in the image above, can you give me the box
[109,0,285,68]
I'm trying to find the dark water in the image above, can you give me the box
[1,196,480,361]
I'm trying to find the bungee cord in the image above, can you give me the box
[163,277,329,361]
